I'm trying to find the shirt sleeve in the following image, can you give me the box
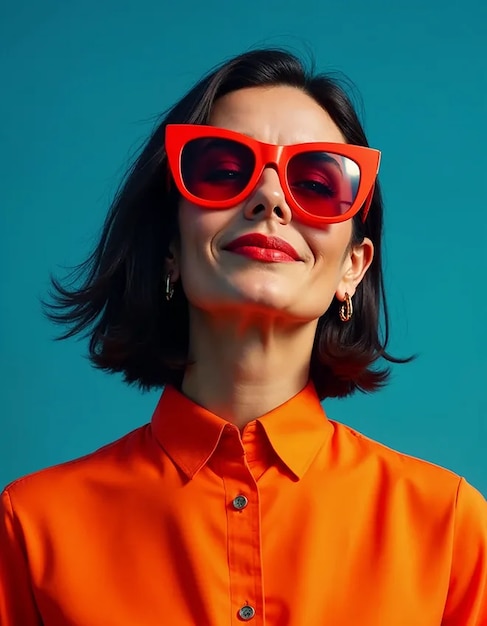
[0,488,42,625]
[442,478,487,625]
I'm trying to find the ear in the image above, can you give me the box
[336,237,374,301]
[164,241,181,283]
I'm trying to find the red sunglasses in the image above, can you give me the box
[165,124,381,226]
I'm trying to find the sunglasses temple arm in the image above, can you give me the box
[361,185,376,223]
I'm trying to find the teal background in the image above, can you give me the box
[1,0,486,495]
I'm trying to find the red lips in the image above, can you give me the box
[224,233,301,262]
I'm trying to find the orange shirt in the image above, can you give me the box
[1,383,486,625]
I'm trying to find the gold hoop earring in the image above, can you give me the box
[339,292,353,322]
[165,273,175,301]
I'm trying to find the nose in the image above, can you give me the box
[242,167,292,225]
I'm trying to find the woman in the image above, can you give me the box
[0,49,485,625]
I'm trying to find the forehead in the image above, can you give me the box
[208,85,345,145]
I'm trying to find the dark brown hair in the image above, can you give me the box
[45,48,410,399]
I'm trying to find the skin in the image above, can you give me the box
[166,85,374,428]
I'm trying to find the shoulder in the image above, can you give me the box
[327,420,486,548]
[328,418,483,507]
[1,424,152,512]
[329,422,487,621]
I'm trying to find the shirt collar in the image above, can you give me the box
[151,382,332,481]
[255,382,332,479]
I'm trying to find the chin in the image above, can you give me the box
[184,274,328,320]
[228,276,296,309]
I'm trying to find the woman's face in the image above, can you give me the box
[170,85,373,323]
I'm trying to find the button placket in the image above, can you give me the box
[217,425,264,624]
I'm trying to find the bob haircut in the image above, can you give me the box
[46,48,408,400]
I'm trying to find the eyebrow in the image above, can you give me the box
[301,152,343,174]
[195,136,344,175]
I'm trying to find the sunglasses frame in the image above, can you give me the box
[165,124,381,226]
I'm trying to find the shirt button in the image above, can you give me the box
[238,605,255,620]
[232,495,248,510]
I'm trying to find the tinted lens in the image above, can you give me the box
[287,151,360,217]
[180,137,255,202]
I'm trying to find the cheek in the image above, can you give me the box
[176,201,233,280]
[178,200,204,243]
[303,221,353,272]
[178,201,215,258]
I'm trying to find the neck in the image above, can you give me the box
[181,308,318,428]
